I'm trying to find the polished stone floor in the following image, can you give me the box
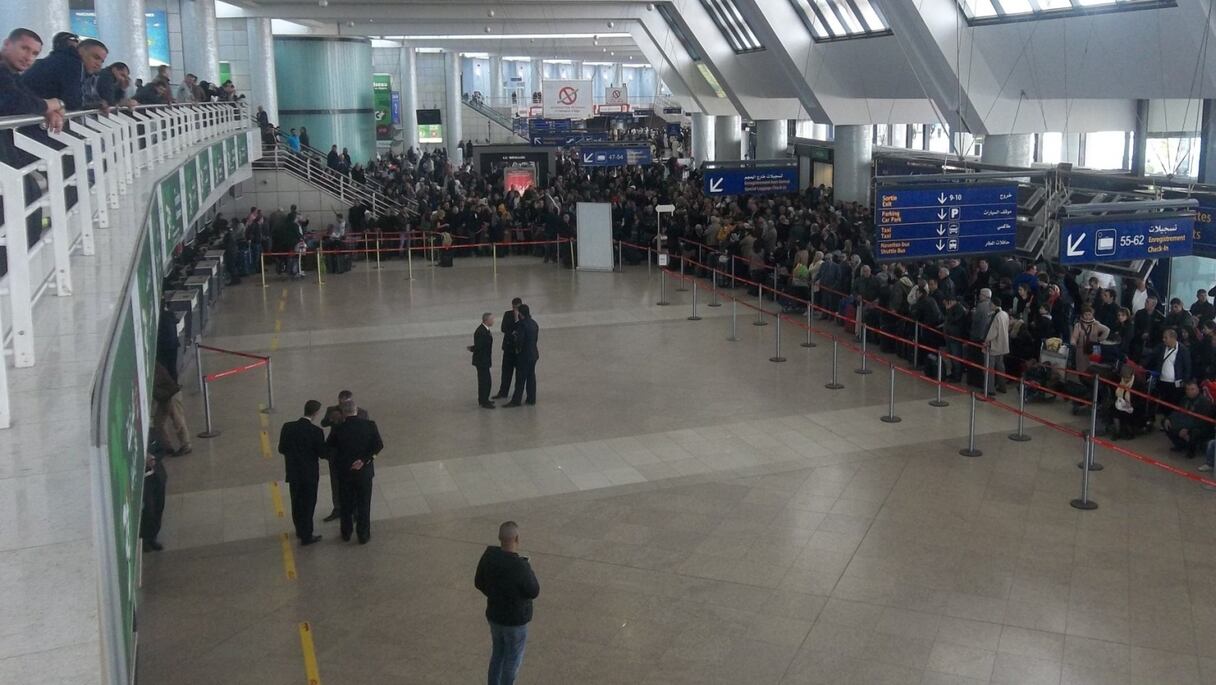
[137,256,1216,685]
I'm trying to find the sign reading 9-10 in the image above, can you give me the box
[874,184,1017,261]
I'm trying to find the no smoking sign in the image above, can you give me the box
[557,86,579,105]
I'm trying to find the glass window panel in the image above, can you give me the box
[997,0,1036,15]
[927,124,951,153]
[1085,131,1127,170]
[853,0,888,30]
[812,1,848,35]
[961,0,1174,21]
[1040,132,1063,164]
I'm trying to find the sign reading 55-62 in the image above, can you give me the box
[1059,214,1194,264]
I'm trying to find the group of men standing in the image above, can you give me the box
[472,298,540,409]
[278,390,383,545]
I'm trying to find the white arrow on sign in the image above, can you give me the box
[532,138,542,146]
[936,226,946,236]
[583,153,594,164]
[937,193,947,204]
[708,178,724,193]
[937,209,947,220]
[1066,232,1086,258]
[936,240,946,251]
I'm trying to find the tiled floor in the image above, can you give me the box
[137,258,1216,684]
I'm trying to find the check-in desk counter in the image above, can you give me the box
[191,259,221,305]
[182,274,212,328]
[165,289,201,343]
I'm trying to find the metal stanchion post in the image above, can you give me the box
[912,324,920,368]
[315,249,323,286]
[677,256,688,291]
[569,239,575,266]
[375,234,382,270]
[198,380,220,438]
[825,340,844,389]
[656,263,670,305]
[880,365,901,422]
[492,243,498,278]
[801,306,816,348]
[770,315,787,363]
[772,269,779,303]
[688,282,702,321]
[959,393,983,457]
[708,275,721,307]
[265,357,275,411]
[1009,377,1031,442]
[753,285,768,326]
[1070,431,1099,510]
[855,301,864,341]
[982,349,992,397]
[259,253,266,288]
[193,336,204,391]
[930,352,949,407]
[617,240,624,272]
[407,238,414,280]
[727,298,740,342]
[647,247,652,275]
[1078,374,1105,471]
[855,326,873,375]
[730,258,736,289]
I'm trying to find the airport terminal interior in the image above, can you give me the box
[11,0,1216,684]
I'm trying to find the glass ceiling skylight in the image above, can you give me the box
[698,0,765,53]
[656,3,703,61]
[789,0,893,41]
[958,0,1175,24]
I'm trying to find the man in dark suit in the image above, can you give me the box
[327,398,384,544]
[494,297,522,400]
[278,400,326,545]
[470,312,496,408]
[505,304,540,407]
[319,390,368,522]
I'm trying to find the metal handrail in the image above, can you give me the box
[462,98,525,139]
[254,140,419,218]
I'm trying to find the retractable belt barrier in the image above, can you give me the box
[631,244,1216,501]
[193,337,274,438]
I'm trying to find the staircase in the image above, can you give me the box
[463,98,527,142]
[253,140,418,218]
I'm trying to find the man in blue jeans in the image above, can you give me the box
[475,521,540,685]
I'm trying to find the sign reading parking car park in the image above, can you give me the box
[542,79,593,119]
[874,184,1018,261]
[578,145,652,167]
[1058,214,1194,264]
[702,160,799,196]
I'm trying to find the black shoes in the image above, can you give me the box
[492,393,509,400]
[525,400,536,405]
[301,535,322,546]
[323,511,339,522]
[341,533,351,542]
[503,401,522,407]
[358,536,370,545]
[143,540,163,552]
[480,402,496,409]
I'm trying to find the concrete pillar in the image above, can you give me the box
[755,119,788,160]
[1131,99,1148,176]
[1200,100,1216,183]
[714,115,741,162]
[834,124,873,206]
[613,63,623,87]
[246,18,277,124]
[980,133,1033,167]
[445,50,463,163]
[180,0,220,84]
[692,112,715,165]
[530,59,542,97]
[489,56,503,104]
[3,0,68,59]
[96,0,150,82]
[400,47,419,153]
[573,60,583,80]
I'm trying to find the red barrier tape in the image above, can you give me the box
[259,238,572,258]
[197,344,269,362]
[1093,436,1216,487]
[205,358,267,383]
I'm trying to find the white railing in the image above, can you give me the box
[254,142,418,218]
[0,102,248,428]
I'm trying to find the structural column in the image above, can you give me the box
[246,18,278,124]
[714,114,742,162]
[834,124,873,206]
[613,63,623,87]
[488,55,503,105]
[691,112,715,165]
[179,0,220,84]
[274,35,373,162]
[980,133,1033,167]
[755,119,788,160]
[445,50,463,163]
[4,0,68,58]
[399,46,419,153]
[1130,99,1148,176]
[530,58,542,97]
[96,0,150,83]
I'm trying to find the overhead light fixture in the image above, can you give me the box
[487,9,495,17]
[392,33,631,40]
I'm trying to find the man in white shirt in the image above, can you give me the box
[1131,279,1149,314]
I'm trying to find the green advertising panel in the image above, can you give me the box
[104,309,144,669]
[183,159,199,224]
[374,73,393,141]
[236,134,249,167]
[198,150,212,199]
[225,137,237,176]
[212,143,226,184]
[159,174,183,247]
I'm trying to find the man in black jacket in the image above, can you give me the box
[470,312,495,408]
[494,298,522,400]
[326,398,383,544]
[475,521,540,685]
[320,390,369,522]
[23,35,107,111]
[504,304,539,407]
[278,400,326,545]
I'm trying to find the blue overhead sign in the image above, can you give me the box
[874,184,1018,261]
[1195,206,1216,258]
[702,161,799,196]
[1059,214,1194,264]
[577,145,652,167]
[530,132,608,147]
[528,118,572,133]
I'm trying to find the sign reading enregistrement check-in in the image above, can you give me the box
[1058,213,1194,264]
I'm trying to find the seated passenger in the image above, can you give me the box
[1165,380,1214,458]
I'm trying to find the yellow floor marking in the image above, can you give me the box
[298,622,321,685]
[274,320,282,333]
[270,481,286,519]
[278,299,286,313]
[279,532,298,581]
[260,429,273,459]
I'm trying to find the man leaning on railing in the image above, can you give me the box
[0,28,66,132]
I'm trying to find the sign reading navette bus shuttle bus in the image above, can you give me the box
[542,79,593,119]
